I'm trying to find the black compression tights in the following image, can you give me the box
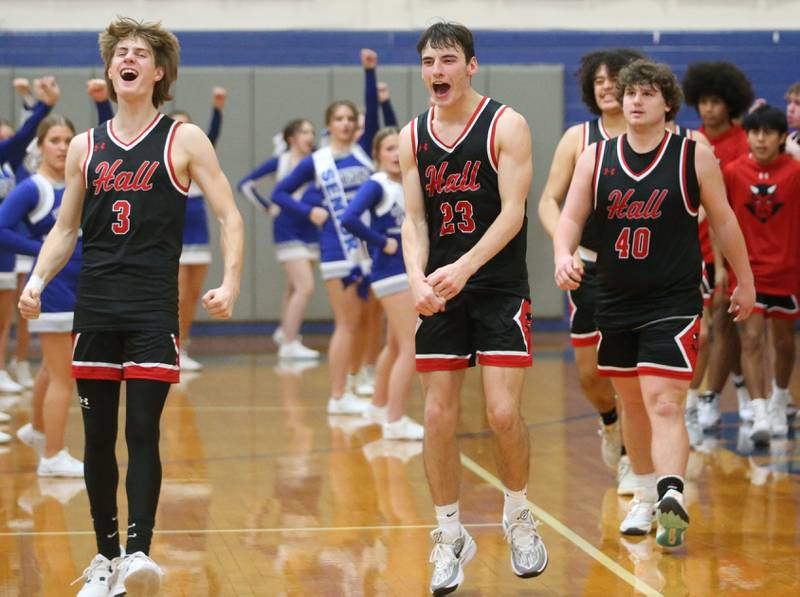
[78,378,170,558]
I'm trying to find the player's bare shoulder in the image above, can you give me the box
[493,107,531,156]
[172,121,209,153]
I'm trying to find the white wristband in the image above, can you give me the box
[24,274,45,294]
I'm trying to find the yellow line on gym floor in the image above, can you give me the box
[460,453,663,597]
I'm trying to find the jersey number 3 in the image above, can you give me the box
[111,200,131,235]
[440,200,476,236]
[615,226,650,259]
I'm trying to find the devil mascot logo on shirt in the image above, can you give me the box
[746,183,782,223]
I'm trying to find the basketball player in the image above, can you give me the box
[785,82,800,159]
[400,23,547,594]
[538,48,644,494]
[555,59,754,548]
[682,61,755,428]
[18,18,243,596]
[724,106,800,444]
[84,79,228,372]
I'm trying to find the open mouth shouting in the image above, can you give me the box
[432,82,451,98]
[120,68,139,82]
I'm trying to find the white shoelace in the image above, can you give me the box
[70,557,109,586]
[429,541,457,571]
[505,517,541,551]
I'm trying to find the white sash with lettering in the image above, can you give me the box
[312,146,372,273]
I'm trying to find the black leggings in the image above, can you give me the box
[78,378,170,557]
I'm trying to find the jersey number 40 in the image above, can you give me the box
[615,226,650,260]
[440,200,476,236]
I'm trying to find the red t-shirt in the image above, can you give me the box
[701,123,750,168]
[724,153,800,295]
[699,124,750,265]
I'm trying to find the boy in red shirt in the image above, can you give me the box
[724,105,800,445]
[682,61,755,428]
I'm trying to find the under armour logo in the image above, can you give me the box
[518,509,530,521]
[603,167,616,176]
[94,142,106,152]
[79,396,90,409]
[758,171,769,180]
[422,143,429,152]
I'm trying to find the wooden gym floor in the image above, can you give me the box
[0,331,798,596]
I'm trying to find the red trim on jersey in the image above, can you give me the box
[124,365,180,383]
[488,106,508,170]
[618,132,670,179]
[637,366,694,380]
[108,112,162,147]
[571,332,601,347]
[82,129,93,190]
[72,365,123,381]
[415,356,470,372]
[167,122,190,193]
[429,96,489,149]
[410,117,417,163]
[477,353,532,367]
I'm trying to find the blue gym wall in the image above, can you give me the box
[2,29,798,127]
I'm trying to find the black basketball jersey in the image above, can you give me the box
[74,113,188,332]
[412,97,528,298]
[592,131,702,329]
[578,118,613,256]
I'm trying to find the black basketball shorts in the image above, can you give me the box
[597,315,700,380]
[72,330,181,383]
[753,293,800,320]
[568,262,599,347]
[415,292,532,371]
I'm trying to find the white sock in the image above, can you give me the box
[503,486,528,520]
[772,380,789,399]
[435,502,461,540]
[634,473,657,497]
[686,389,699,409]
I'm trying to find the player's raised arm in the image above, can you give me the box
[553,143,596,291]
[695,142,754,320]
[176,123,244,319]
[537,124,582,239]
[19,132,87,320]
[399,121,443,316]
[426,109,532,300]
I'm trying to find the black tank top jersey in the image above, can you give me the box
[592,131,702,329]
[74,113,188,332]
[578,118,612,254]
[412,97,528,298]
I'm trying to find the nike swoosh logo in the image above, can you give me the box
[445,511,457,517]
[106,531,118,538]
